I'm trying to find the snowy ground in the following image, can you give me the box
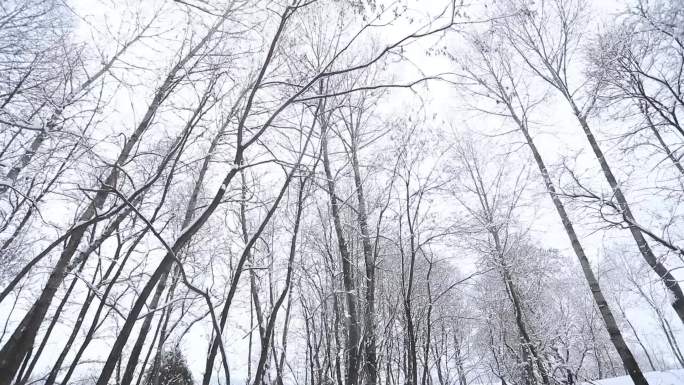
[584,370,684,385]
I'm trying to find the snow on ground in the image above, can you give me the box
[584,370,684,385]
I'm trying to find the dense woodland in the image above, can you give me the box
[0,0,683,384]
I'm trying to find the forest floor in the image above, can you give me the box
[585,369,684,385]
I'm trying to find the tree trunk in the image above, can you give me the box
[58,230,148,385]
[0,9,231,381]
[321,110,360,385]
[119,270,171,385]
[642,105,684,178]
[350,127,378,385]
[572,106,684,325]
[252,176,307,385]
[512,110,650,385]
[617,301,657,371]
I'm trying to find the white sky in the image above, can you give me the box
[6,0,682,383]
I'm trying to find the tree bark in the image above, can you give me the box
[350,124,377,385]
[513,111,650,385]
[0,20,214,381]
[571,104,684,326]
[321,106,360,385]
[252,175,307,385]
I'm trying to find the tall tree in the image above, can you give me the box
[454,28,649,384]
[498,0,684,326]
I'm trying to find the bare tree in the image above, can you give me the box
[453,26,649,384]
[495,0,684,328]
